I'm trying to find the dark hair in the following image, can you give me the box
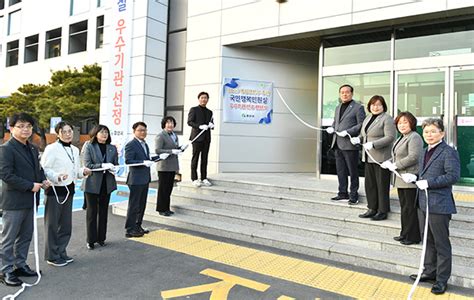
[395,112,417,132]
[367,95,388,112]
[422,118,445,132]
[132,121,147,131]
[197,91,209,99]
[54,121,74,134]
[161,116,177,129]
[9,113,35,127]
[339,84,354,93]
[89,124,111,144]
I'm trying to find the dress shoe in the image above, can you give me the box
[86,243,95,250]
[431,281,448,295]
[393,236,405,241]
[1,272,23,286]
[13,265,38,277]
[159,211,171,217]
[98,241,106,247]
[359,209,377,218]
[139,226,150,234]
[125,231,144,238]
[400,240,420,245]
[167,210,175,215]
[331,195,349,201]
[371,212,387,221]
[409,273,436,283]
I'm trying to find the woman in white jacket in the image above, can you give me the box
[41,121,91,267]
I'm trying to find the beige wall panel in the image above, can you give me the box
[187,11,222,41]
[221,1,279,36]
[186,37,221,61]
[279,0,352,25]
[187,0,221,17]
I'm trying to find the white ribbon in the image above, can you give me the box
[3,193,42,300]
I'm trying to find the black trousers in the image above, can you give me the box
[397,188,420,242]
[334,149,359,200]
[191,141,210,181]
[44,193,73,261]
[418,209,452,283]
[125,184,149,232]
[157,171,175,212]
[364,162,391,213]
[85,192,111,244]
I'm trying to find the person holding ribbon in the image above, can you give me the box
[408,118,460,295]
[82,124,118,250]
[352,95,396,221]
[0,113,49,286]
[188,91,214,187]
[41,121,91,266]
[381,112,422,245]
[326,84,366,205]
[154,116,182,217]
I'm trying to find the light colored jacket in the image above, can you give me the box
[155,130,180,172]
[41,141,84,186]
[360,112,396,163]
[391,131,423,188]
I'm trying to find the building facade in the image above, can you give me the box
[1,0,473,184]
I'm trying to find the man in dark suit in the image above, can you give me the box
[327,85,366,204]
[0,113,49,286]
[409,118,460,295]
[188,91,214,187]
[124,122,157,238]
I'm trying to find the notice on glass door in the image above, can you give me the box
[469,93,474,107]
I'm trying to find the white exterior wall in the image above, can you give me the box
[0,0,105,96]
[182,0,474,176]
[99,0,168,143]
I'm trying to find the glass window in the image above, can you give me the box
[24,34,38,63]
[96,15,104,49]
[8,9,21,35]
[324,41,391,66]
[166,70,185,107]
[397,72,445,119]
[97,0,101,7]
[322,72,391,125]
[395,19,474,59]
[6,39,19,67]
[323,31,391,66]
[0,0,5,10]
[9,0,20,5]
[69,20,87,54]
[70,0,89,16]
[45,27,61,59]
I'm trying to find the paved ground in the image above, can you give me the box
[1,191,473,299]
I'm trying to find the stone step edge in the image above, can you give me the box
[112,201,474,286]
[169,191,474,238]
[169,202,474,260]
[197,178,474,208]
[177,183,474,220]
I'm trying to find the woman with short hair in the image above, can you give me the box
[41,121,91,266]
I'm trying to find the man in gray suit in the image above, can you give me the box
[326,85,366,204]
[409,118,460,295]
[0,113,49,286]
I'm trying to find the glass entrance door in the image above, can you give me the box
[395,66,474,185]
[452,67,474,184]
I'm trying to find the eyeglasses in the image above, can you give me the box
[14,125,33,130]
[371,103,383,107]
[61,130,73,135]
[135,129,147,132]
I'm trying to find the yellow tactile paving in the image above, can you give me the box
[390,188,474,203]
[134,230,472,299]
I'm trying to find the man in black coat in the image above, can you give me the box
[187,91,214,187]
[0,113,48,286]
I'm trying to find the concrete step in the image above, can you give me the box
[177,183,474,230]
[206,178,474,215]
[170,190,474,248]
[112,200,474,289]
[171,202,474,268]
